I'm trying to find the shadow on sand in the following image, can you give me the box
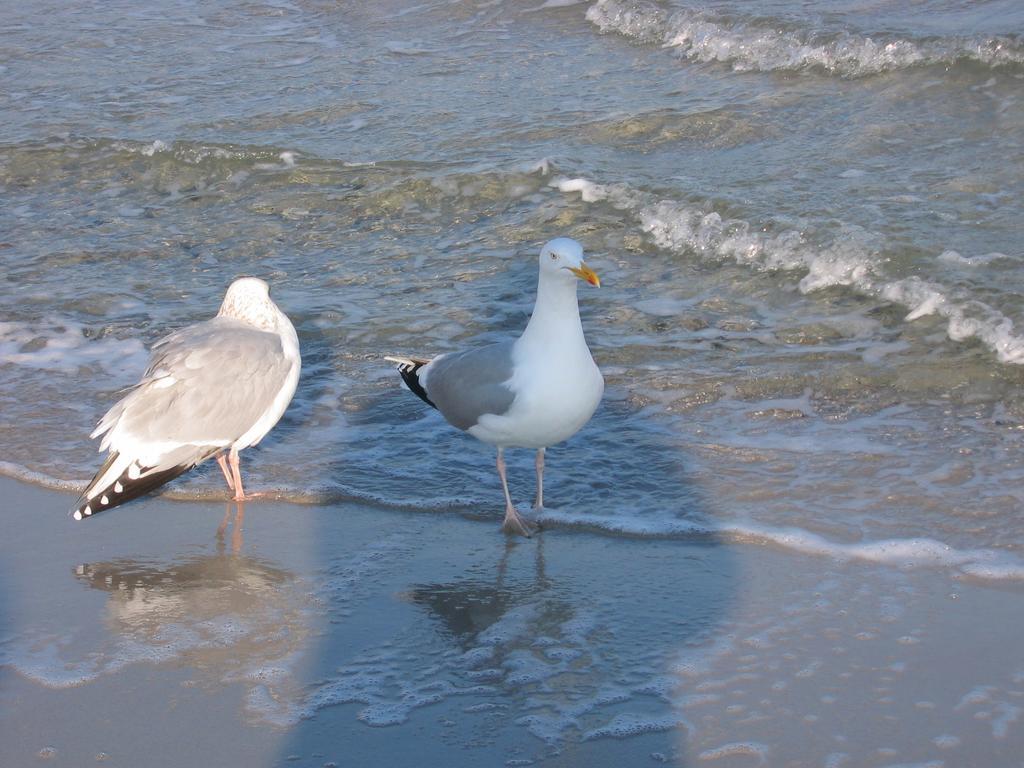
[263,379,739,767]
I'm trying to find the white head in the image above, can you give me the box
[218,277,280,331]
[538,237,601,287]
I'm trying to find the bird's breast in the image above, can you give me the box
[471,347,603,449]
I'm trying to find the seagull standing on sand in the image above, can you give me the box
[388,238,604,536]
[72,277,301,520]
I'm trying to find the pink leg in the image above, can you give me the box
[217,454,235,492]
[229,450,245,501]
[227,449,262,501]
[497,448,536,537]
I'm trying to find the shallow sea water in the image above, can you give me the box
[2,4,1024,755]
[4,0,1024,574]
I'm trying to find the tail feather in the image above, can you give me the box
[71,448,212,521]
[385,356,436,410]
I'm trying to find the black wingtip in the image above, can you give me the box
[72,457,192,521]
[392,358,437,410]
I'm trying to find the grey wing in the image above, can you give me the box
[423,341,517,430]
[99,317,292,447]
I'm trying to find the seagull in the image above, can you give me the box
[72,277,301,521]
[387,237,604,536]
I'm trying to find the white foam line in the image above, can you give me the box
[698,741,769,764]
[0,319,148,375]
[937,250,1019,268]
[585,0,1024,77]
[537,508,710,537]
[3,453,1021,583]
[721,523,1024,580]
[582,711,691,741]
[538,509,1024,582]
[106,138,297,167]
[551,175,1024,365]
[3,455,1020,582]
[0,461,82,492]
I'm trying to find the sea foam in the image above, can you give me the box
[0,320,147,377]
[535,506,1024,583]
[586,0,1024,77]
[551,175,1024,365]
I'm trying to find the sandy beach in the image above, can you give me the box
[2,476,1022,767]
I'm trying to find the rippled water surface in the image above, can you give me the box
[2,0,1024,577]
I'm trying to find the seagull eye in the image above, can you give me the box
[550,253,558,260]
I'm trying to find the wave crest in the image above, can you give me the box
[551,175,1024,364]
[586,0,1024,77]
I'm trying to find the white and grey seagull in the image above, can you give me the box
[72,277,301,520]
[387,237,604,536]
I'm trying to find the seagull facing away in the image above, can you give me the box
[387,238,604,536]
[72,277,301,521]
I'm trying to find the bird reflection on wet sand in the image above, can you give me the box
[406,538,577,655]
[71,503,310,710]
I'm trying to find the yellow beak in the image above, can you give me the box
[568,262,601,287]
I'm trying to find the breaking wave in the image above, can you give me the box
[552,175,1024,364]
[586,0,1024,77]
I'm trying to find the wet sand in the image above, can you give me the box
[1,476,1022,767]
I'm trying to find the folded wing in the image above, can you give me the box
[421,341,517,431]
[74,317,293,519]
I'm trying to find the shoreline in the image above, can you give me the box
[2,475,1023,766]
[8,460,1024,585]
